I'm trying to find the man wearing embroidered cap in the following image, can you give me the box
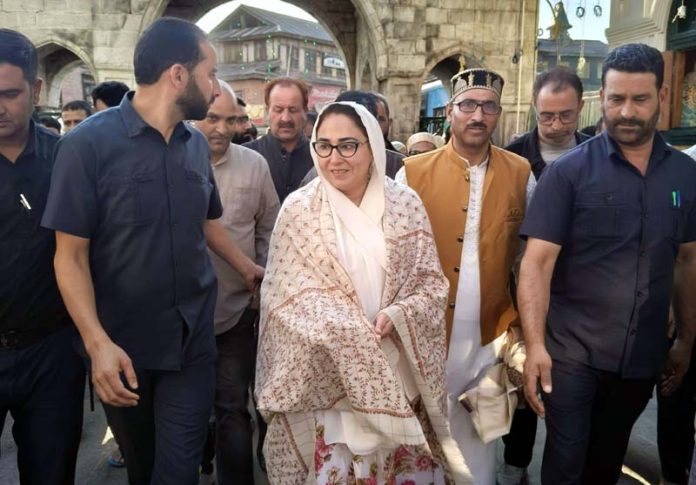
[396,68,535,484]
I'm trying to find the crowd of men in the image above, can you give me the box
[2,14,696,485]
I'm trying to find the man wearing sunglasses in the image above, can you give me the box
[397,68,535,484]
[506,67,590,182]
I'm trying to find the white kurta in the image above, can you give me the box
[429,159,500,485]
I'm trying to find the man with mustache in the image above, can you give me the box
[396,68,535,484]
[519,43,696,484]
[42,18,263,485]
[498,67,589,485]
[243,77,312,202]
[505,67,590,182]
[195,80,279,484]
[0,28,85,485]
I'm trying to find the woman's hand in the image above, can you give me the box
[374,312,394,340]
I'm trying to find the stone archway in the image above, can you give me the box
[35,40,97,109]
[138,0,388,90]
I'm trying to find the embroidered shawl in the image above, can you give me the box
[255,177,472,484]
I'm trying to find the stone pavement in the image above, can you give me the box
[0,394,662,484]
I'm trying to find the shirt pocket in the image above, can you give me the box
[663,197,690,243]
[574,191,625,240]
[106,172,159,226]
[221,188,259,227]
[184,169,213,222]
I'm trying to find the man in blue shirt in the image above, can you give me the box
[519,43,696,484]
[42,18,262,485]
[0,28,85,485]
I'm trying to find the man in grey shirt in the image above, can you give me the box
[196,80,280,485]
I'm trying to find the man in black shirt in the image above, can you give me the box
[243,77,313,202]
[519,43,696,484]
[43,19,262,485]
[0,29,85,485]
[499,67,590,485]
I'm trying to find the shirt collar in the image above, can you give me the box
[212,143,233,167]
[603,130,671,167]
[22,119,38,156]
[119,91,192,141]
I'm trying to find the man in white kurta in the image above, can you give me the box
[398,68,535,484]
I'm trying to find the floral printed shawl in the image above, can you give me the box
[256,177,472,484]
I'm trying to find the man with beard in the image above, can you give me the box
[196,80,279,484]
[519,43,696,484]
[231,97,256,145]
[396,68,535,484]
[0,29,85,485]
[243,77,312,202]
[505,67,590,181]
[498,67,589,485]
[42,18,263,485]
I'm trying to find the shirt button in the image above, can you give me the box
[462,206,468,212]
[630,328,637,335]
[637,291,643,298]
[454,266,460,272]
[171,222,177,227]
[457,235,464,242]
[448,302,455,309]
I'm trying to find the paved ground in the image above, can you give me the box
[0,393,662,484]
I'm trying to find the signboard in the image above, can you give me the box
[323,56,345,70]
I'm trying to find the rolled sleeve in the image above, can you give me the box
[41,138,98,238]
[519,162,573,245]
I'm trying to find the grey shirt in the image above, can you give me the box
[209,143,280,335]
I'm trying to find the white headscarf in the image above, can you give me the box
[311,101,387,321]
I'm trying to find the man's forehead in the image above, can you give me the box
[269,84,302,103]
[0,63,29,86]
[536,86,581,109]
[209,94,238,115]
[604,69,658,91]
[62,109,87,117]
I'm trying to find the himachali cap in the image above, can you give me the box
[450,68,505,101]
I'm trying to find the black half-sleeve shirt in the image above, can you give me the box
[0,121,69,333]
[520,131,696,379]
[41,93,223,370]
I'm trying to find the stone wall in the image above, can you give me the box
[1,0,539,142]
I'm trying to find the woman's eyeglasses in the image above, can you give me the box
[312,140,368,158]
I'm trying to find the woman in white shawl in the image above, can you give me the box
[255,102,471,485]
